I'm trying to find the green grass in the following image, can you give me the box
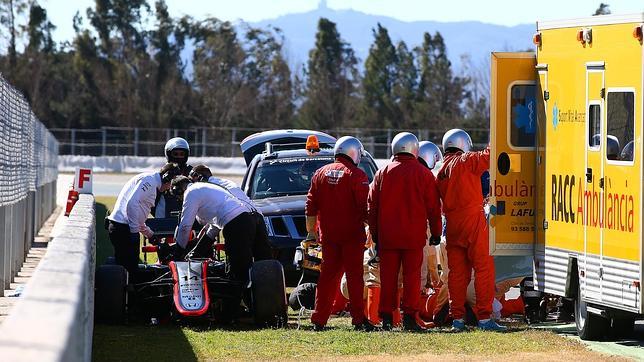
[92,197,594,361]
[95,196,115,267]
[93,319,590,361]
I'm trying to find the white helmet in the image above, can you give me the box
[391,132,419,157]
[334,136,364,165]
[164,137,190,165]
[442,129,472,153]
[418,141,443,170]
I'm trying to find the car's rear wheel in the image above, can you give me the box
[574,283,608,340]
[250,260,287,328]
[95,264,127,323]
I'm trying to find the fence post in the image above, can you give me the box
[0,206,5,295]
[202,127,207,157]
[4,205,12,288]
[101,127,106,156]
[71,128,76,155]
[386,129,392,158]
[231,128,237,157]
[134,127,139,156]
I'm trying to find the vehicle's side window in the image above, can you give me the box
[509,84,536,148]
[606,91,635,162]
[588,104,600,149]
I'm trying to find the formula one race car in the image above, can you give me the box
[94,217,288,327]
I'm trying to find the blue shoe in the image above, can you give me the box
[478,319,508,332]
[451,319,466,332]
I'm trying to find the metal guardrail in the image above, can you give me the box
[50,126,489,159]
[0,74,58,296]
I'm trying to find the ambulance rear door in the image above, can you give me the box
[489,52,538,255]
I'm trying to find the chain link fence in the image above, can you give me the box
[0,74,58,296]
[51,126,489,159]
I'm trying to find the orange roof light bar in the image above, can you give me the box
[306,135,320,153]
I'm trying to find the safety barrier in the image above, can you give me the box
[59,155,248,175]
[59,156,391,175]
[0,194,95,362]
[0,75,59,296]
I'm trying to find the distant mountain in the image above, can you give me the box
[251,6,535,73]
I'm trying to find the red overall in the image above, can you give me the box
[436,147,494,320]
[306,157,369,326]
[368,154,442,318]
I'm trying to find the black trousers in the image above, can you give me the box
[222,212,272,283]
[107,220,140,275]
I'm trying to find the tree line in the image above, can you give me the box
[0,0,489,133]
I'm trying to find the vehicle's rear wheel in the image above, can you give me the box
[250,260,287,328]
[574,283,608,340]
[95,264,127,323]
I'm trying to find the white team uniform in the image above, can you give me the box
[174,182,251,248]
[109,172,160,235]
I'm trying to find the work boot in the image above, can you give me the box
[478,319,508,332]
[381,314,394,331]
[451,319,466,332]
[403,313,427,332]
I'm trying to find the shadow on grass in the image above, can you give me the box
[93,324,198,362]
[95,201,113,268]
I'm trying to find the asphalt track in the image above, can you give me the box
[535,321,644,360]
[57,173,244,201]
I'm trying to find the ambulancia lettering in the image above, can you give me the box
[551,173,634,232]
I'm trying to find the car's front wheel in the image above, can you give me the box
[95,264,127,323]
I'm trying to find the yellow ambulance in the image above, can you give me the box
[489,13,644,340]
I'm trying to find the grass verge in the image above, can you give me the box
[92,197,605,361]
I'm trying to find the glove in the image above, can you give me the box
[429,235,441,246]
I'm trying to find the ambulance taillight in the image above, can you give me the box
[633,25,643,42]
[577,28,592,44]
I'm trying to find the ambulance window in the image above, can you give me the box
[588,105,600,149]
[510,85,536,147]
[606,92,634,162]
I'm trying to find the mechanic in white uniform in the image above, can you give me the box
[188,165,270,245]
[172,176,271,283]
[107,163,181,273]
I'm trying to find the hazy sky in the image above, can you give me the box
[41,0,644,43]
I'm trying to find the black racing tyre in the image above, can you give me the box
[250,260,287,328]
[288,282,317,311]
[574,283,609,340]
[95,264,127,323]
[609,318,635,339]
